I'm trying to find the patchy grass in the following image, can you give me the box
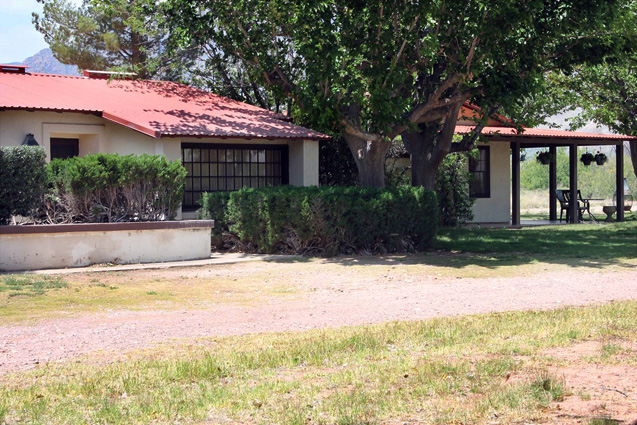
[0,271,296,324]
[588,419,621,425]
[0,301,635,425]
[2,217,635,324]
[0,275,67,297]
[435,220,637,260]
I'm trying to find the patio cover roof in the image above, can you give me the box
[455,125,636,146]
[0,70,329,140]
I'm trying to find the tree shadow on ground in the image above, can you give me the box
[266,222,637,270]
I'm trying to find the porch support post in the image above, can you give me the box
[569,144,578,224]
[549,145,557,221]
[512,141,521,226]
[616,143,625,222]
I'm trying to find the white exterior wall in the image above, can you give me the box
[288,139,319,186]
[0,226,212,271]
[0,110,159,159]
[471,142,511,223]
[0,111,319,188]
[1,110,320,221]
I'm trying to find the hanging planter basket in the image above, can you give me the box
[536,151,554,165]
[580,152,594,166]
[595,152,607,165]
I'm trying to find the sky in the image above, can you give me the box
[0,0,82,64]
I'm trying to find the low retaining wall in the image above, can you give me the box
[0,220,214,271]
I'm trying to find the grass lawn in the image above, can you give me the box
[1,301,635,425]
[1,220,635,424]
[435,219,637,260]
[1,221,636,324]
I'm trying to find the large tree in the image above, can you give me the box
[33,0,165,79]
[570,62,637,178]
[33,0,288,109]
[392,0,634,189]
[163,0,633,188]
[515,0,637,178]
[552,0,637,177]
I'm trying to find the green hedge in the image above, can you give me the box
[198,186,437,255]
[0,146,48,224]
[46,154,186,222]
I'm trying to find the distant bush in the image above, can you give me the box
[44,154,186,223]
[521,147,637,199]
[0,146,48,225]
[198,186,438,255]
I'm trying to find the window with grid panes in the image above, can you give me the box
[181,144,288,210]
[469,146,490,198]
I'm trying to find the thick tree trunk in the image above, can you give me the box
[343,133,391,188]
[402,128,446,190]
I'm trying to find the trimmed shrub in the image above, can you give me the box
[198,191,231,248]
[198,186,438,255]
[44,154,186,222]
[0,146,47,224]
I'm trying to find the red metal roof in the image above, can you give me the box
[0,71,330,140]
[455,125,636,140]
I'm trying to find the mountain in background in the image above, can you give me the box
[20,48,81,76]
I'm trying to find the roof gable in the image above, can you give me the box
[0,71,329,140]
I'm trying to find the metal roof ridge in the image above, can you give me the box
[22,72,87,79]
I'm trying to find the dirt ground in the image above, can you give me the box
[540,340,637,424]
[1,256,636,423]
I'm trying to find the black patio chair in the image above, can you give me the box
[555,189,569,222]
[562,190,590,222]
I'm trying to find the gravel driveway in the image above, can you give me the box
[1,260,636,375]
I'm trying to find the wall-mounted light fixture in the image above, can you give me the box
[21,133,39,146]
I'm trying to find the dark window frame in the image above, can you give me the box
[50,138,79,160]
[469,146,490,198]
[181,143,289,211]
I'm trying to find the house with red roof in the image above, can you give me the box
[1,64,633,225]
[0,65,328,218]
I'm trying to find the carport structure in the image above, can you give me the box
[456,125,636,226]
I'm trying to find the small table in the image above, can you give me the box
[602,206,616,222]
[580,198,603,222]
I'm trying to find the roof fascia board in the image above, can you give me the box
[482,135,626,145]
[101,111,160,138]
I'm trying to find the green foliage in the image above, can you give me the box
[164,0,635,188]
[435,153,475,227]
[45,154,186,222]
[319,136,359,187]
[199,186,437,255]
[521,147,637,199]
[197,191,231,249]
[0,146,48,225]
[33,0,191,80]
[524,2,637,176]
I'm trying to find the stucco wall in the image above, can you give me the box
[0,111,319,189]
[471,142,511,223]
[0,222,213,271]
[0,110,160,160]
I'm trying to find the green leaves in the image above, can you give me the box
[199,186,438,255]
[46,154,187,222]
[0,146,48,225]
